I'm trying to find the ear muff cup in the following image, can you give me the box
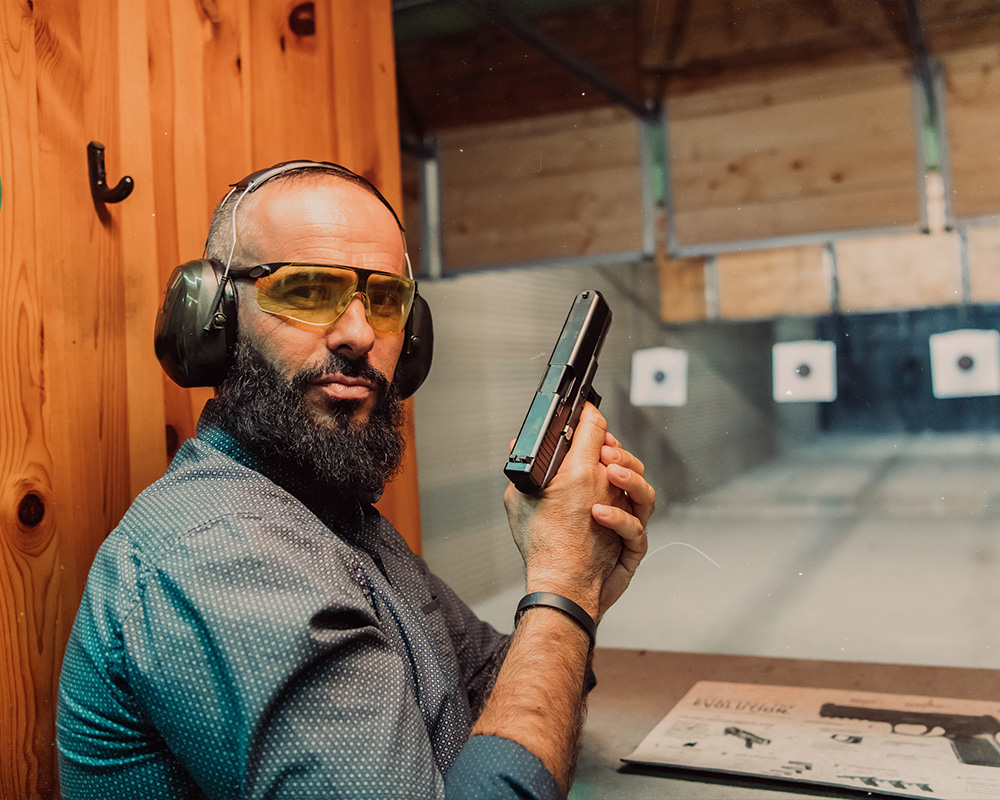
[394,292,433,399]
[153,259,237,388]
[154,259,433,397]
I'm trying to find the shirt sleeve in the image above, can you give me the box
[445,735,562,800]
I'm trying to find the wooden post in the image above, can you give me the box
[0,2,416,797]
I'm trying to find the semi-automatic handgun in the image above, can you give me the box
[504,290,612,494]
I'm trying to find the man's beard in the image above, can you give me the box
[215,338,405,500]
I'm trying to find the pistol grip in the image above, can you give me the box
[950,737,1000,768]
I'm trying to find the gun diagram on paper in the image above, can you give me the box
[724,726,771,749]
[820,703,1000,768]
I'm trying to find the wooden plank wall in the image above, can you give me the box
[968,225,1000,303]
[639,0,910,91]
[836,232,963,312]
[657,169,980,322]
[667,60,922,249]
[716,246,831,319]
[657,41,1000,322]
[941,43,1000,221]
[436,107,646,270]
[660,229,1000,322]
[0,2,414,798]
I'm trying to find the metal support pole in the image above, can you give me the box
[420,138,444,280]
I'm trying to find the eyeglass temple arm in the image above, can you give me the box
[202,276,231,332]
[201,264,275,331]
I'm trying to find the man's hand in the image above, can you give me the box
[503,403,653,622]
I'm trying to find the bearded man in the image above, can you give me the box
[56,163,653,800]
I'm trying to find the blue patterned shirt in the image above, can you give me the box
[56,403,559,799]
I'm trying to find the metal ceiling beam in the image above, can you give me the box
[393,0,441,10]
[454,0,660,121]
[902,0,937,123]
[396,59,436,159]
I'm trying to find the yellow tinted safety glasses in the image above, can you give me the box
[230,263,416,333]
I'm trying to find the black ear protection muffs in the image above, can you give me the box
[153,257,235,389]
[152,161,433,399]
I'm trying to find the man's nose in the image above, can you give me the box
[324,294,375,356]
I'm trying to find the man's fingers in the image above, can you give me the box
[592,503,647,569]
[605,462,655,529]
[600,444,645,477]
[562,402,608,466]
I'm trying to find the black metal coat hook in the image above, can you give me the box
[87,141,134,204]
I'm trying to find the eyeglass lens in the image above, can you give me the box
[255,265,414,333]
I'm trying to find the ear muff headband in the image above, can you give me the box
[153,160,433,397]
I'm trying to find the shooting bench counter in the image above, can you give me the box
[570,648,1000,799]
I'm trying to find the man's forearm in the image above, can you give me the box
[469,607,591,795]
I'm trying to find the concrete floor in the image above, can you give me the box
[472,432,1000,670]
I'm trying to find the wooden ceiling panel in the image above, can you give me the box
[640,0,910,94]
[923,0,1000,53]
[396,0,1000,131]
[396,0,641,131]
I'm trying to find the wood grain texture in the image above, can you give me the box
[1,1,135,796]
[249,0,335,166]
[392,0,1000,132]
[922,0,1000,54]
[657,254,707,322]
[324,1,420,549]
[439,107,645,269]
[329,1,401,189]
[967,224,1000,303]
[0,2,48,797]
[117,0,168,497]
[395,0,640,131]
[836,232,963,312]
[640,0,1000,94]
[667,61,922,248]
[640,0,910,93]
[717,245,830,319]
[147,0,252,453]
[942,44,1000,220]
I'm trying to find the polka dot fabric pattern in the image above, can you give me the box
[56,402,559,800]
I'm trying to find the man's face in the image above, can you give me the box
[233,177,408,428]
